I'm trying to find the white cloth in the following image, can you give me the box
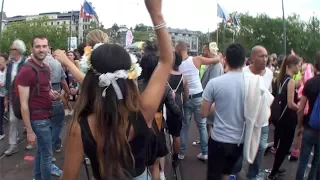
[243,72,274,164]
[243,66,274,126]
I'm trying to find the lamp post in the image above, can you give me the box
[0,0,5,52]
[282,0,286,55]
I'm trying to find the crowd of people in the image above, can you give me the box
[0,1,319,180]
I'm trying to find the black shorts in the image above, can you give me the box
[207,138,243,180]
[166,115,182,137]
[157,128,169,157]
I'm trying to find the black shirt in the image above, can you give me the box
[302,74,320,129]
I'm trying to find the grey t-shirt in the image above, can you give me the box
[44,55,66,92]
[203,71,245,144]
[201,63,224,88]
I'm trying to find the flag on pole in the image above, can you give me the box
[80,5,92,18]
[71,10,76,24]
[217,3,230,21]
[233,14,240,26]
[83,0,96,15]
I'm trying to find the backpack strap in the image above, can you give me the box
[23,62,49,96]
[167,75,183,93]
[278,77,291,95]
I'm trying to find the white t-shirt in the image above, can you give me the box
[243,66,273,127]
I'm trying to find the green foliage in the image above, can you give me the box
[83,21,108,40]
[205,13,320,62]
[1,17,69,54]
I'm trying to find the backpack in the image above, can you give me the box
[167,76,183,100]
[309,92,320,130]
[12,62,50,120]
[270,77,291,125]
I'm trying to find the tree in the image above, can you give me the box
[1,17,69,54]
[132,23,153,42]
[83,21,108,39]
[208,13,320,61]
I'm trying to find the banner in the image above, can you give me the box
[126,30,133,47]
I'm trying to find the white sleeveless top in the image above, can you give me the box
[179,57,203,95]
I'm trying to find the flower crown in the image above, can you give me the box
[85,43,142,99]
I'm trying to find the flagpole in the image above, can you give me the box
[282,0,286,55]
[69,10,73,50]
[216,24,219,44]
[0,0,5,52]
[222,19,225,50]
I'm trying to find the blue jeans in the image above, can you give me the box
[31,119,53,180]
[51,101,65,149]
[247,126,269,179]
[295,127,320,180]
[180,97,208,155]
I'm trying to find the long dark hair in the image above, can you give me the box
[277,54,301,85]
[140,53,158,81]
[74,44,139,179]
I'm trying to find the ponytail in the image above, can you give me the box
[277,56,287,86]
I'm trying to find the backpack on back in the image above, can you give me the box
[167,76,183,100]
[269,77,291,125]
[309,92,320,130]
[12,62,49,120]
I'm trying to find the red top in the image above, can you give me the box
[15,59,52,120]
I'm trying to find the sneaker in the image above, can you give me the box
[270,147,277,154]
[85,157,91,165]
[267,174,276,180]
[0,134,5,140]
[178,154,185,160]
[51,164,62,177]
[197,153,208,161]
[26,144,37,150]
[55,145,62,153]
[4,145,19,156]
[52,157,56,162]
[192,140,200,146]
[160,172,166,180]
[69,109,74,116]
[276,168,286,175]
[64,109,70,116]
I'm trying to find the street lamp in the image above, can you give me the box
[282,0,286,55]
[0,0,4,52]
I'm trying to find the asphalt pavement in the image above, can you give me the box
[0,114,312,180]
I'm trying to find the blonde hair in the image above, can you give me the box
[86,29,109,47]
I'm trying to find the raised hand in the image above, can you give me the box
[144,0,162,18]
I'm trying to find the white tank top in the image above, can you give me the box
[179,57,203,95]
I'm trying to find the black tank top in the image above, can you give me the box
[79,112,153,179]
[279,74,299,124]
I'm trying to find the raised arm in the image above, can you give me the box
[140,0,173,124]
[53,51,85,85]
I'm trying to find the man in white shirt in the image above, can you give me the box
[242,45,273,180]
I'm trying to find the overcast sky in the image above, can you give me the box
[4,0,320,32]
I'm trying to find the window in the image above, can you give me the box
[57,22,60,25]
[63,21,66,24]
[51,22,53,25]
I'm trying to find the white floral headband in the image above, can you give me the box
[85,43,142,99]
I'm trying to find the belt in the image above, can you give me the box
[189,92,202,99]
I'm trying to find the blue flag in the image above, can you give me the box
[83,0,96,15]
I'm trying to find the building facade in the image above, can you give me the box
[4,10,99,44]
[168,27,199,55]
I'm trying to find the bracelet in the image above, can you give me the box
[153,22,166,30]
